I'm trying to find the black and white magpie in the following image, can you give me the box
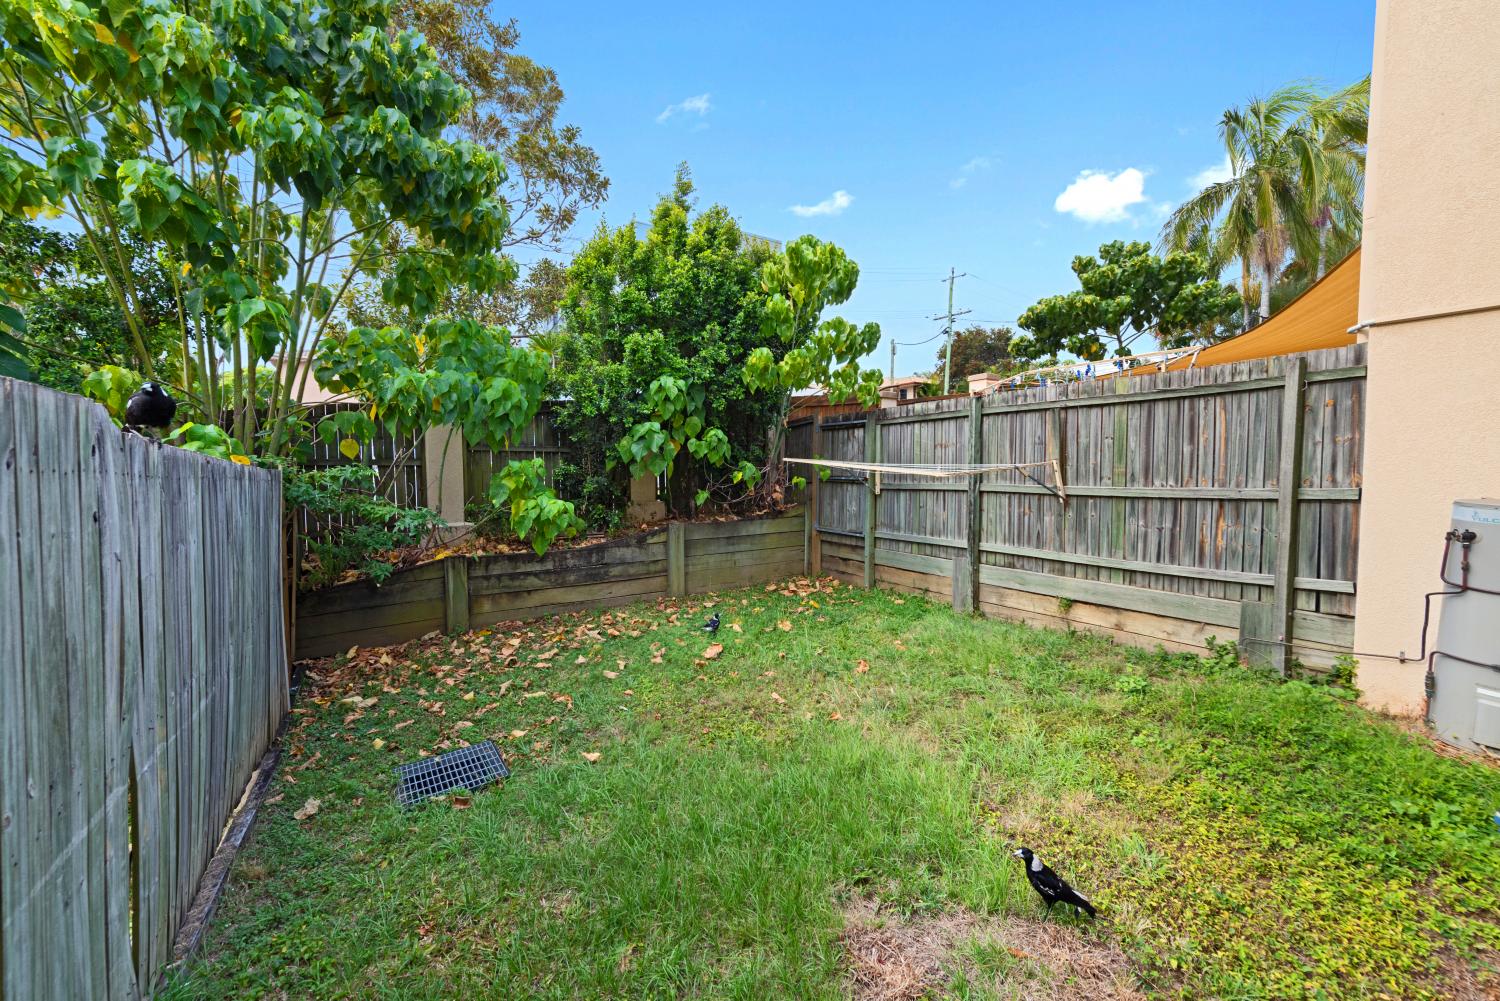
[701,612,720,634]
[124,382,177,433]
[1012,847,1096,918]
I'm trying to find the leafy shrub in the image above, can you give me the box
[1326,652,1361,697]
[168,422,252,464]
[1201,636,1243,674]
[284,466,443,590]
[487,458,585,555]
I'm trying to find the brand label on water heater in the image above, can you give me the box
[1454,503,1500,526]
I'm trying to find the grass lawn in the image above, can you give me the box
[162,578,1500,1000]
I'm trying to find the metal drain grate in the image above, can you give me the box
[395,739,510,807]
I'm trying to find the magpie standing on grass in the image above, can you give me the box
[1013,847,1096,918]
[124,382,177,434]
[702,612,720,635]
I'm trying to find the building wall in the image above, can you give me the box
[1353,0,1500,713]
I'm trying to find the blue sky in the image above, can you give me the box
[509,0,1375,376]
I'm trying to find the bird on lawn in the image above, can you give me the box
[124,382,177,435]
[1012,847,1096,919]
[702,612,720,634]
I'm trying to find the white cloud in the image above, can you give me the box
[1189,155,1235,189]
[949,155,994,190]
[656,93,712,124]
[1053,168,1149,223]
[788,190,853,218]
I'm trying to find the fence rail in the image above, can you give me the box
[807,346,1366,667]
[0,379,289,1001]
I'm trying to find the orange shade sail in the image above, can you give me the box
[1164,246,1361,370]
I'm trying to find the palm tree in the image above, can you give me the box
[1162,80,1367,324]
[1305,76,1370,277]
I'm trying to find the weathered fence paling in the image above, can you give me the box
[0,380,289,1001]
[809,346,1365,664]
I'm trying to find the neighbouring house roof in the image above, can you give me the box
[1165,246,1361,371]
[280,353,344,405]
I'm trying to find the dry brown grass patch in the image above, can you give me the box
[840,897,1145,1001]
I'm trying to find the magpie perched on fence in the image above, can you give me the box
[124,382,177,433]
[702,613,720,634]
[1013,847,1096,918]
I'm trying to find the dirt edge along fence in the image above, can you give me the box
[295,509,808,658]
[0,379,290,1001]
[804,345,1365,670]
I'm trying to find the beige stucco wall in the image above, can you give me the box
[1353,0,1500,713]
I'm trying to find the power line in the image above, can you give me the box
[892,329,949,346]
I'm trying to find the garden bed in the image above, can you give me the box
[168,579,1499,999]
[295,509,807,658]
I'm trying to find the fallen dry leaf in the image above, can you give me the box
[509,729,528,739]
[728,622,743,633]
[371,738,386,749]
[603,670,619,680]
[829,711,843,721]
[580,751,601,763]
[293,797,321,821]
[461,692,475,701]
[451,794,472,810]
[703,643,724,660]
[770,692,786,704]
[777,620,792,632]
[264,793,285,805]
[855,660,870,674]
[394,719,413,730]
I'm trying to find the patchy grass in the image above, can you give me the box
[162,579,1500,1000]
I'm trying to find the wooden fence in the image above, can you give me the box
[0,380,290,1000]
[296,510,807,658]
[806,346,1366,668]
[464,406,567,506]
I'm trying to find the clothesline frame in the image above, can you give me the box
[783,456,1067,502]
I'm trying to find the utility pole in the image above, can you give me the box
[889,339,896,381]
[933,268,971,394]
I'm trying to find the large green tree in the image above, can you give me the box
[1161,78,1368,326]
[1014,241,1240,361]
[0,0,581,552]
[0,0,531,456]
[375,2,605,339]
[936,325,1013,380]
[0,218,177,391]
[743,236,884,499]
[392,1,606,256]
[549,168,781,524]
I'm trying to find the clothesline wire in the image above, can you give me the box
[783,456,1066,501]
